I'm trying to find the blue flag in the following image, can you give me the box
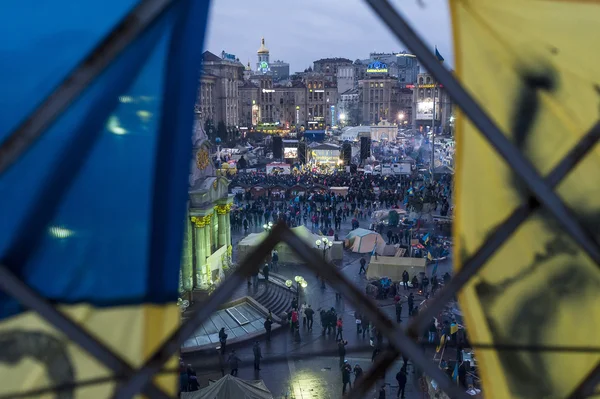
[435,46,445,63]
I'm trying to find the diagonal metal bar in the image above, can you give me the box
[112,222,284,398]
[347,349,399,398]
[408,120,600,336]
[0,0,176,175]
[365,0,600,268]
[278,228,471,399]
[0,265,170,399]
[567,362,600,399]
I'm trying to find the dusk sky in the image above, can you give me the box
[204,0,453,73]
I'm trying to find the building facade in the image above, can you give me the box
[336,65,356,95]
[411,73,453,133]
[198,51,244,128]
[338,88,360,126]
[238,80,259,127]
[195,72,217,126]
[270,60,290,81]
[358,76,401,125]
[313,58,353,83]
[305,75,338,130]
[180,120,233,293]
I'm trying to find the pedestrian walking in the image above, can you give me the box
[338,339,347,367]
[395,300,403,323]
[396,367,407,398]
[320,309,327,335]
[353,364,364,384]
[305,304,314,330]
[361,315,369,339]
[262,263,270,282]
[291,308,299,331]
[428,319,437,343]
[342,360,352,394]
[407,293,414,317]
[218,327,228,354]
[355,311,362,334]
[359,257,367,274]
[335,317,344,341]
[431,274,439,295]
[264,317,272,342]
[300,303,307,328]
[253,341,262,370]
[228,350,241,376]
[187,365,199,391]
[179,364,189,394]
[271,249,279,272]
[402,270,409,290]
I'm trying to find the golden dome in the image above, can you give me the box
[257,37,269,54]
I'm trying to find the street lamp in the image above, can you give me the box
[294,275,307,300]
[398,112,404,120]
[315,238,333,289]
[263,221,273,232]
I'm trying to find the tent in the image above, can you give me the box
[237,225,338,263]
[181,375,273,399]
[345,228,386,255]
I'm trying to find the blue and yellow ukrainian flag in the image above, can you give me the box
[423,232,430,245]
[0,1,211,397]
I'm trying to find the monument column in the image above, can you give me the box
[216,205,228,248]
[203,214,212,278]
[191,216,207,286]
[181,217,193,291]
[225,203,232,248]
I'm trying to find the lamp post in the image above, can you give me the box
[263,221,273,233]
[294,275,307,301]
[315,238,333,288]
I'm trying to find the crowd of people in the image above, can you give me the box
[228,171,452,238]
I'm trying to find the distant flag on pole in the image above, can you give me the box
[435,46,445,63]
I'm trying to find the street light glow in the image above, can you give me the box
[398,112,404,120]
[339,113,346,120]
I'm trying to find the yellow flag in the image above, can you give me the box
[451,0,600,398]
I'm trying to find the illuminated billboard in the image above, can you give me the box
[416,100,440,120]
[366,61,388,73]
[284,147,298,159]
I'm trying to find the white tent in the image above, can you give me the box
[181,375,273,399]
[237,225,338,263]
[345,228,386,255]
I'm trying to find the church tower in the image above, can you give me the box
[256,37,270,73]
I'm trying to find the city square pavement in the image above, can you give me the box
[184,205,453,398]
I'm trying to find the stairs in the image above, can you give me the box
[252,275,296,318]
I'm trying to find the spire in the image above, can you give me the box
[257,37,269,54]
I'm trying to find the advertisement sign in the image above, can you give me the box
[221,51,236,61]
[284,147,298,159]
[366,61,388,73]
[416,101,438,120]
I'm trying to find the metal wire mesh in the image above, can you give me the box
[2,0,600,398]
